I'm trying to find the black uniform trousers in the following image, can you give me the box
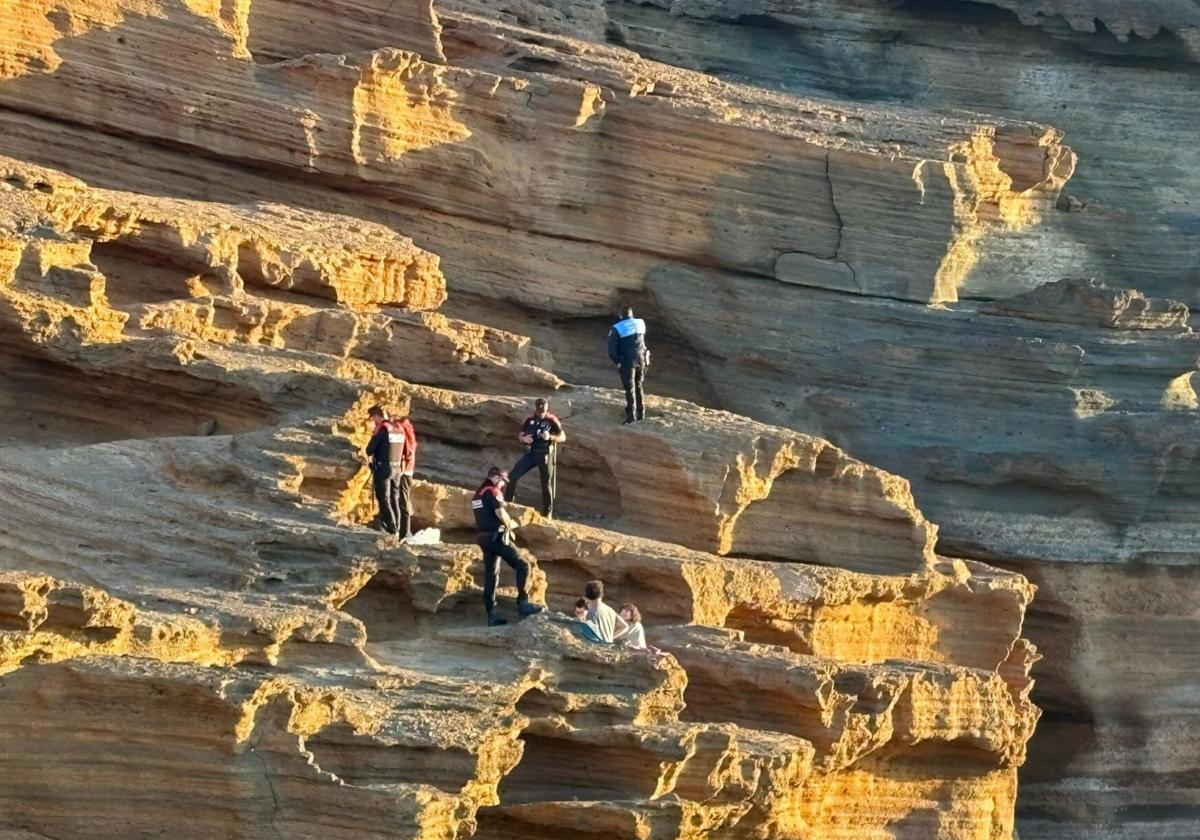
[478,532,529,613]
[372,468,412,536]
[506,447,556,516]
[619,362,646,421]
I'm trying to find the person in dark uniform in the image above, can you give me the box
[472,466,544,626]
[607,305,649,424]
[365,405,410,537]
[505,397,565,518]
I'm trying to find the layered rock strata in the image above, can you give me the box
[0,158,1038,837]
[600,0,1200,302]
[0,0,1074,308]
[0,0,1189,837]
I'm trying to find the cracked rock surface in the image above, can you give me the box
[0,158,1038,837]
[0,1,1192,838]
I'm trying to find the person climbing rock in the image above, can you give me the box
[365,405,410,538]
[472,466,544,626]
[607,304,649,424]
[505,397,565,518]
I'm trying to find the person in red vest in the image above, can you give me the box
[390,408,417,540]
[472,466,543,626]
[365,404,417,540]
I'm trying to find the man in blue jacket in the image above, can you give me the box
[607,305,649,424]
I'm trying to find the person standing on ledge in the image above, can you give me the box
[365,404,413,539]
[472,466,544,627]
[505,397,565,518]
[607,304,649,424]
[390,407,418,540]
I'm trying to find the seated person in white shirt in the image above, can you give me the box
[579,580,628,644]
[616,603,647,649]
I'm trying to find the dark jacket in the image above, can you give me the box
[472,480,505,532]
[366,421,411,475]
[364,417,417,475]
[521,413,563,453]
[607,317,648,366]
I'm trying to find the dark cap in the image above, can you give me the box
[487,466,509,482]
[534,398,548,410]
[367,404,387,419]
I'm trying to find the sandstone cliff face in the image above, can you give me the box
[0,158,1038,838]
[0,1,1190,838]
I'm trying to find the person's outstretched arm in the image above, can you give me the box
[612,611,630,638]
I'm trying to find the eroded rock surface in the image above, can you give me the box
[0,1,1189,838]
[0,157,1039,837]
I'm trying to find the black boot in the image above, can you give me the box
[517,599,544,617]
[487,612,508,627]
